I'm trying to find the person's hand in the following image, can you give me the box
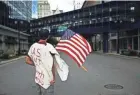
[50,80,55,85]
[25,56,34,66]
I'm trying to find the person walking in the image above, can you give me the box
[25,29,58,95]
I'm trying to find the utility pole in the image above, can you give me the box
[73,0,75,10]
[18,23,20,56]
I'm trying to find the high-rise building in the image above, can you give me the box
[38,0,51,18]
[4,1,32,21]
[0,1,10,25]
[73,0,83,10]
[32,0,38,19]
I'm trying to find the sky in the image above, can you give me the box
[32,0,85,18]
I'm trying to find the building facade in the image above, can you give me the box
[0,1,31,34]
[0,1,30,55]
[82,0,102,8]
[4,1,32,21]
[0,24,29,55]
[0,1,10,26]
[30,1,140,54]
[38,0,51,18]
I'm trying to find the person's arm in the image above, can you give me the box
[52,62,55,80]
[25,45,35,66]
[25,55,34,66]
[50,61,56,85]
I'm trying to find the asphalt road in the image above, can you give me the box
[0,53,140,95]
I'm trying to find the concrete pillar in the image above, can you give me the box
[103,32,109,53]
[109,40,112,52]
[138,29,140,51]
[132,37,134,50]
[127,37,129,49]
[15,39,18,52]
[1,35,5,51]
[91,36,94,51]
[117,31,120,53]
[95,35,97,51]
[101,41,103,51]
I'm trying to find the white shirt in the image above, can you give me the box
[28,42,56,89]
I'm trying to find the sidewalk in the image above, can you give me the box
[0,56,25,65]
[94,51,140,60]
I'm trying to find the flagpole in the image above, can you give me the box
[81,65,88,72]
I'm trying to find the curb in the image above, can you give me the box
[94,52,140,60]
[0,56,25,65]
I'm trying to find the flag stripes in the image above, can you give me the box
[56,29,92,67]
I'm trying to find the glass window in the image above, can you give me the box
[89,12,92,15]
[122,38,127,49]
[133,37,138,50]
[130,7,135,10]
[109,8,112,12]
[89,20,92,24]
[109,17,112,21]
[131,18,135,22]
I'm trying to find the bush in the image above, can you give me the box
[121,49,137,56]
[1,54,9,59]
[137,52,140,57]
[0,50,4,57]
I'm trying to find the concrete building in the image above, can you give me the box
[82,0,102,8]
[4,1,32,21]
[30,1,140,55]
[81,0,139,53]
[0,24,29,55]
[38,0,51,18]
[0,1,30,34]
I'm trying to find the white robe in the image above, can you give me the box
[28,43,69,89]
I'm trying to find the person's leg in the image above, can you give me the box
[42,85,54,95]
[36,83,42,95]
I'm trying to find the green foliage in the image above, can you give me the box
[1,53,9,59]
[121,49,137,56]
[0,39,2,43]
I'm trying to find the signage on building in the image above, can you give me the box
[57,25,67,32]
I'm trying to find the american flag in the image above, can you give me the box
[55,29,92,67]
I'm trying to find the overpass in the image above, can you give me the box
[30,1,140,53]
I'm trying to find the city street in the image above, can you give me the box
[0,53,140,95]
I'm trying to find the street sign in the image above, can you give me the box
[57,26,67,32]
